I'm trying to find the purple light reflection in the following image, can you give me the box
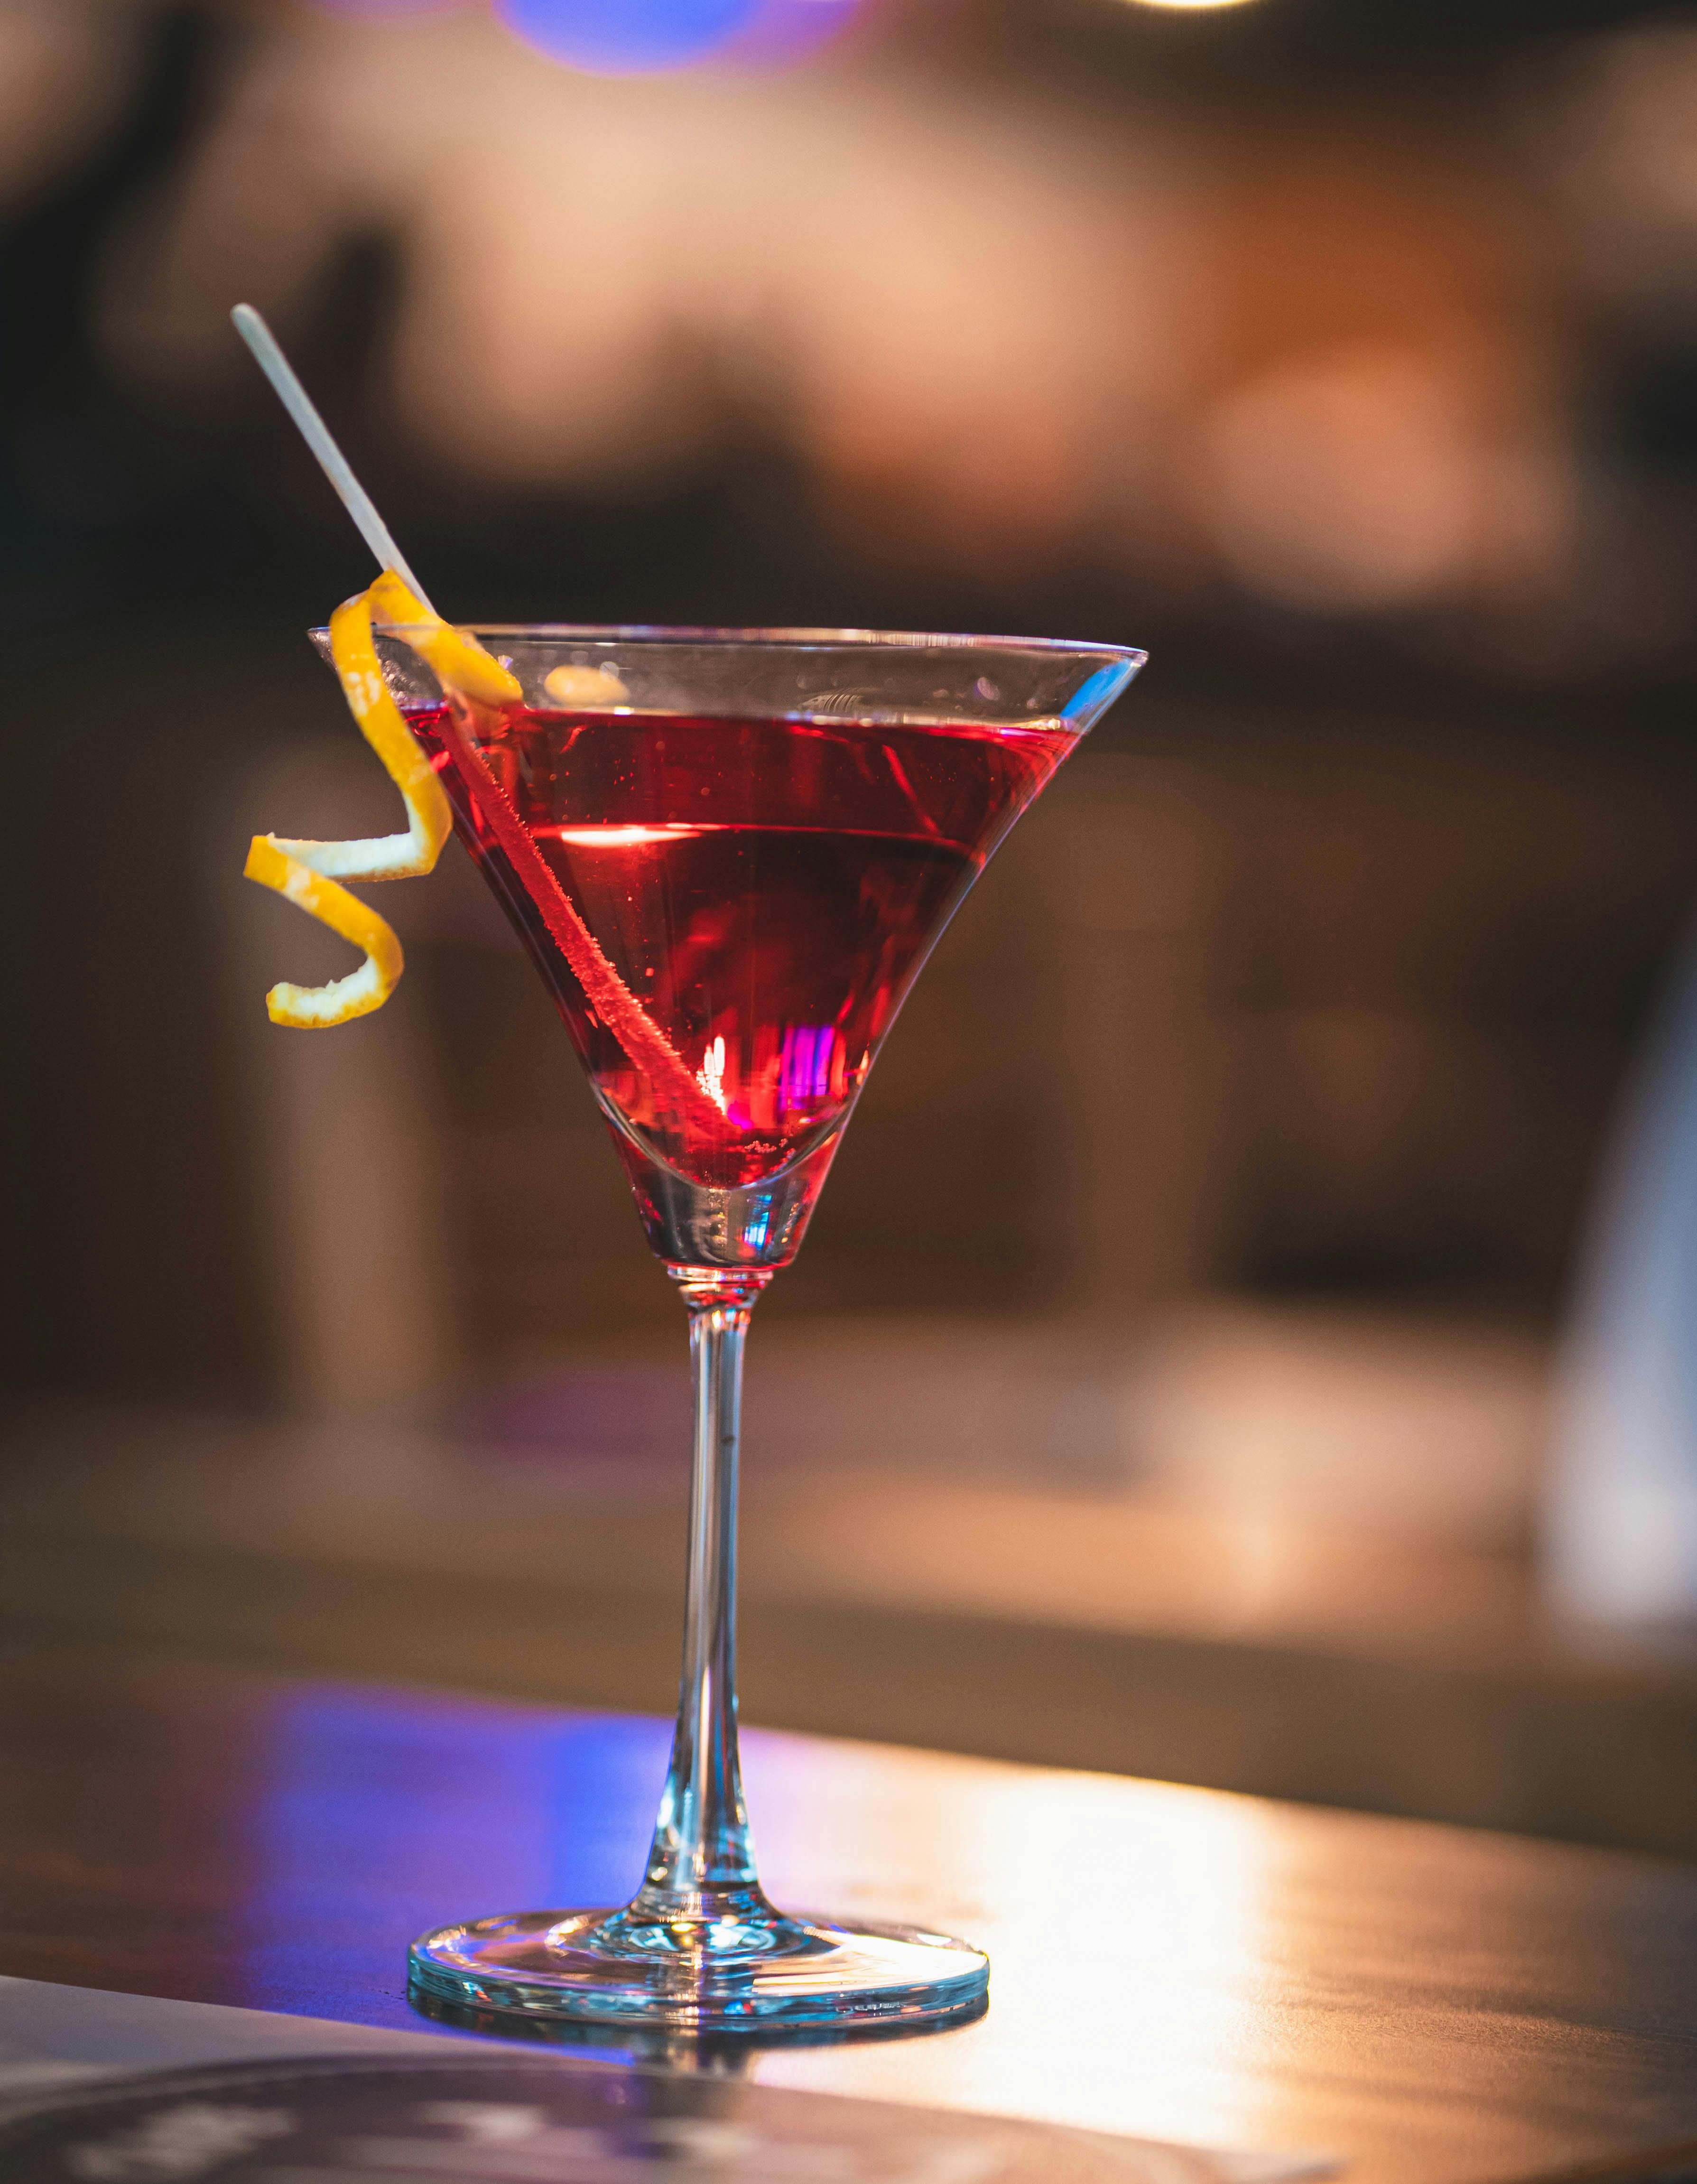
[729,0,863,65]
[779,1024,839,1111]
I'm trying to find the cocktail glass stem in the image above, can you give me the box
[635,1266,772,1924]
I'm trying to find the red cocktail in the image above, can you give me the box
[409,699,1078,1247]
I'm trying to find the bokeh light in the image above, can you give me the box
[496,0,859,74]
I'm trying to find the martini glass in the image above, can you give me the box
[348,623,1144,2032]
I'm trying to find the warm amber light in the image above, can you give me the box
[1122,0,1261,9]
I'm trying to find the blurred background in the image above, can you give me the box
[6,0,1697,1859]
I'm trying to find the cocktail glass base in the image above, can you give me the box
[408,1901,990,2034]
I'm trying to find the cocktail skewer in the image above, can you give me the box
[231,303,436,613]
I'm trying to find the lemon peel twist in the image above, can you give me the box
[243,570,520,1028]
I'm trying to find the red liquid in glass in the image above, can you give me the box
[406,703,1078,1190]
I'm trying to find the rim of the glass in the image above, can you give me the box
[312,620,1146,663]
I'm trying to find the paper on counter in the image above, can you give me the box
[0,1977,1336,2183]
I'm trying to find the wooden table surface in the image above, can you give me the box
[1,1645,1695,2184]
[12,1410,1697,1865]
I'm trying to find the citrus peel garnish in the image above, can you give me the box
[244,569,520,1028]
[241,835,406,1027]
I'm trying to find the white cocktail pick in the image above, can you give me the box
[231,302,436,614]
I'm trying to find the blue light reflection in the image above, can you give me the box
[242,1686,671,2025]
[497,0,860,74]
[499,0,759,71]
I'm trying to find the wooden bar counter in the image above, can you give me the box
[0,1644,1694,2184]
